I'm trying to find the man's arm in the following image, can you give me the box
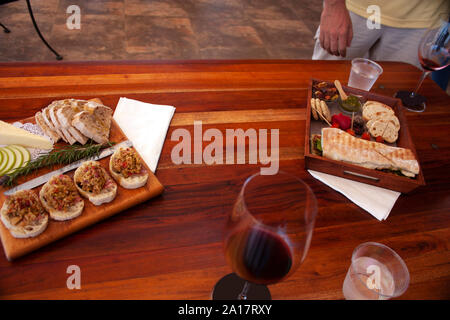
[319,0,353,57]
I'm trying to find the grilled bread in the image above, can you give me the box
[321,128,419,177]
[0,190,48,238]
[39,174,84,221]
[109,147,148,189]
[74,161,117,206]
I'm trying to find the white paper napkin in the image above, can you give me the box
[308,170,400,221]
[113,97,175,172]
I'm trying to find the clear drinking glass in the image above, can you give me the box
[347,58,383,91]
[395,13,450,112]
[212,171,318,300]
[342,242,410,300]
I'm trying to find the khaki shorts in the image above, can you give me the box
[312,11,427,69]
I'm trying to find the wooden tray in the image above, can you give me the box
[0,117,164,261]
[304,78,425,193]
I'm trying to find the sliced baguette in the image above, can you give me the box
[35,111,60,143]
[39,174,84,221]
[49,101,77,144]
[74,161,117,206]
[0,190,48,238]
[109,148,148,189]
[56,99,89,145]
[42,105,64,142]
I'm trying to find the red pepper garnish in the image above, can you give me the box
[361,132,371,141]
[331,122,340,128]
[331,113,352,131]
[346,129,355,136]
[376,136,384,143]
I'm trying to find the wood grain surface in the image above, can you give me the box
[0,118,164,261]
[0,60,448,300]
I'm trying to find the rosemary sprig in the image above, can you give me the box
[1,141,115,187]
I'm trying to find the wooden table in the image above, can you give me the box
[0,60,448,300]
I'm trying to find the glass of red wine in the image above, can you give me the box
[212,171,318,300]
[395,13,449,112]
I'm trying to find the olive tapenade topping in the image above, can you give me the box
[112,148,142,178]
[43,175,82,211]
[5,190,46,227]
[76,164,106,194]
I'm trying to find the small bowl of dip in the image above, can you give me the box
[338,95,362,114]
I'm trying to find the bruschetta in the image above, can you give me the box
[39,174,84,221]
[109,147,148,189]
[74,160,117,206]
[0,190,48,238]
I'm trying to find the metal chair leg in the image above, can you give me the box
[0,22,11,33]
[25,0,63,60]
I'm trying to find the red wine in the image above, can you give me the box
[225,227,292,285]
[419,56,446,71]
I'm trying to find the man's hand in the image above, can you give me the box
[319,0,353,57]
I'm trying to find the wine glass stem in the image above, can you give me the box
[410,70,430,97]
[237,281,250,300]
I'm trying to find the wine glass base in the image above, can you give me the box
[211,273,271,300]
[395,90,426,112]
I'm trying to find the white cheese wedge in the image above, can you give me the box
[0,120,53,149]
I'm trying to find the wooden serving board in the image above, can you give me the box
[304,78,426,193]
[0,117,164,261]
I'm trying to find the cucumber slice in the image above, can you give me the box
[5,146,23,174]
[0,147,15,176]
[10,145,30,166]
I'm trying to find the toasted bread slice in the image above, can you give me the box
[35,111,60,143]
[56,99,89,145]
[109,147,149,189]
[72,102,113,144]
[0,190,48,238]
[74,161,117,206]
[39,174,84,221]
